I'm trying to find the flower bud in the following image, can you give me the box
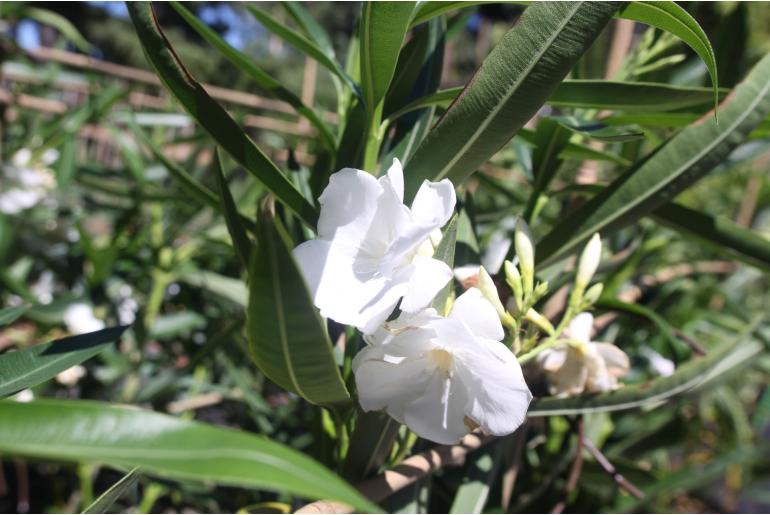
[514,219,535,295]
[576,233,602,289]
[532,281,549,303]
[504,260,523,310]
[525,308,555,335]
[478,266,515,328]
[583,282,604,307]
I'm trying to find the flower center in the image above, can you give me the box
[428,348,455,377]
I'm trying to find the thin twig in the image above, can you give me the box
[551,417,585,514]
[581,435,644,499]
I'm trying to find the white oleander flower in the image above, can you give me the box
[353,288,532,444]
[56,365,86,386]
[293,159,456,334]
[537,312,629,396]
[0,148,58,214]
[63,303,105,335]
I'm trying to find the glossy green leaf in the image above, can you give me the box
[528,321,762,416]
[538,52,770,266]
[652,202,770,272]
[409,1,487,28]
[82,467,140,514]
[244,4,359,97]
[0,326,126,398]
[282,2,335,58]
[127,2,317,228]
[618,1,719,112]
[359,1,417,114]
[0,305,29,327]
[247,212,350,406]
[0,399,379,512]
[170,1,334,150]
[214,151,253,270]
[403,2,620,200]
[389,80,724,124]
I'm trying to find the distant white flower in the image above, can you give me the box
[56,365,86,386]
[13,389,34,403]
[63,303,105,335]
[640,346,675,377]
[537,312,629,396]
[0,148,57,214]
[576,234,602,289]
[353,288,532,444]
[294,159,456,334]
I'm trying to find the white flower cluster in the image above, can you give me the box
[0,148,58,214]
[294,160,635,444]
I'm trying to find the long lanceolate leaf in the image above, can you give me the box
[403,2,620,200]
[618,1,719,112]
[359,1,417,115]
[127,2,317,228]
[528,320,763,416]
[537,52,770,266]
[0,400,379,513]
[82,467,140,514]
[652,202,770,272]
[247,213,350,406]
[169,1,335,151]
[0,326,126,398]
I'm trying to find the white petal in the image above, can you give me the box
[403,372,470,445]
[547,347,589,396]
[354,354,432,422]
[399,256,452,313]
[293,239,402,331]
[317,168,382,246]
[379,158,404,203]
[537,347,568,372]
[456,346,531,436]
[563,312,594,343]
[410,178,456,228]
[364,308,439,347]
[592,342,630,377]
[449,288,504,341]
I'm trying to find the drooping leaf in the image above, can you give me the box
[617,1,719,112]
[170,1,335,150]
[247,212,350,406]
[537,52,770,266]
[127,2,317,228]
[0,326,126,398]
[359,1,417,114]
[403,2,620,200]
[0,399,379,512]
[82,467,141,514]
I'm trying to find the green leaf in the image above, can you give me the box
[0,399,379,513]
[652,202,770,272]
[0,326,126,398]
[537,52,770,266]
[528,320,763,416]
[431,215,459,312]
[403,2,620,200]
[214,151,253,270]
[618,1,719,113]
[170,1,335,151]
[342,411,400,482]
[0,305,29,327]
[595,298,687,357]
[82,467,140,514]
[410,1,486,28]
[390,81,724,122]
[244,4,359,97]
[247,212,350,406]
[178,271,248,308]
[282,2,336,58]
[127,2,317,228]
[24,6,94,52]
[359,1,417,114]
[523,118,572,221]
[449,444,501,513]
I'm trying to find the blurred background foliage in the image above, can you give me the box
[0,1,769,514]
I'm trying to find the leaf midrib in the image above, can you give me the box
[433,2,585,181]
